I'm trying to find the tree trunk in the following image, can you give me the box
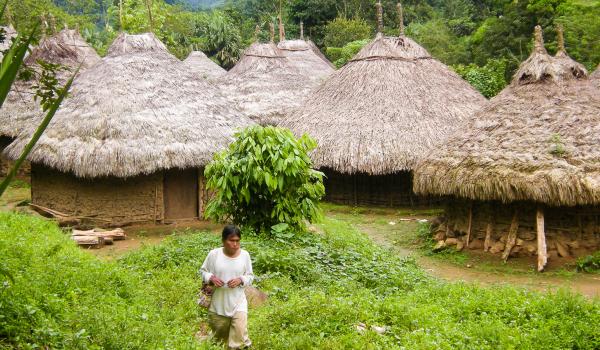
[465,203,473,247]
[484,220,493,252]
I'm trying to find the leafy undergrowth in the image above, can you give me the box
[1,212,599,349]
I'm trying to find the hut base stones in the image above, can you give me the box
[30,165,209,226]
[433,200,600,262]
[323,169,435,207]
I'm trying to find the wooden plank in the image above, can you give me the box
[465,203,473,247]
[502,211,519,262]
[484,219,493,252]
[537,208,548,272]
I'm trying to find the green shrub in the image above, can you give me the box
[326,39,370,68]
[323,17,372,48]
[204,125,325,235]
[576,251,600,273]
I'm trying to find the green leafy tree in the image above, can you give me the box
[453,58,508,98]
[205,126,325,236]
[323,17,371,47]
[198,11,242,68]
[325,38,369,68]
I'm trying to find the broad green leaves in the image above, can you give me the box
[204,125,325,236]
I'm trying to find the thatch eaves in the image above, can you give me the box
[279,32,486,175]
[0,28,101,139]
[413,26,600,207]
[183,50,226,80]
[217,41,316,126]
[277,39,334,83]
[5,32,253,179]
[0,25,17,56]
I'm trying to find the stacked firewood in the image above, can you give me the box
[71,228,127,248]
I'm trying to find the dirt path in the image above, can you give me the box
[323,204,600,299]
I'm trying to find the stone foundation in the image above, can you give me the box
[433,200,600,260]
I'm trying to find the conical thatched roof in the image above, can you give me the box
[217,41,316,126]
[5,32,253,179]
[279,32,486,175]
[183,51,225,80]
[0,28,101,139]
[24,29,101,72]
[413,27,600,207]
[277,39,334,82]
[0,25,18,55]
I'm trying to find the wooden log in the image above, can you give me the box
[502,211,519,262]
[72,228,126,240]
[484,219,494,252]
[465,203,473,248]
[72,235,105,247]
[537,208,548,272]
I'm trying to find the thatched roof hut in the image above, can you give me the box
[277,39,334,83]
[217,40,315,126]
[280,4,485,206]
[0,28,101,139]
[4,32,253,224]
[280,33,485,176]
[413,27,596,207]
[183,50,225,80]
[413,27,600,269]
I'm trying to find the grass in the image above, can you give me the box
[1,212,599,349]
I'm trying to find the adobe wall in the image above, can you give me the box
[434,199,600,259]
[31,164,164,226]
[322,168,440,207]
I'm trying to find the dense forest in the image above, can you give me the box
[4,0,600,96]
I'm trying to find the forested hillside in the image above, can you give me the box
[5,0,600,96]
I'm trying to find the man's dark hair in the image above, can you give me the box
[222,225,241,241]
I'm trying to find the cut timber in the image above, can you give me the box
[465,203,473,247]
[72,235,105,248]
[484,220,494,252]
[537,208,548,272]
[72,228,126,241]
[501,211,519,262]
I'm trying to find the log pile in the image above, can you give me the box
[71,228,127,248]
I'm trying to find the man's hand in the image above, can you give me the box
[227,277,243,288]
[209,275,224,287]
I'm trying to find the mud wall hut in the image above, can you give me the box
[183,50,225,80]
[4,32,253,226]
[280,3,486,207]
[413,27,600,269]
[0,28,101,177]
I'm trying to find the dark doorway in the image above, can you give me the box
[163,168,199,220]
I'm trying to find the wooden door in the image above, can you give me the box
[163,168,198,220]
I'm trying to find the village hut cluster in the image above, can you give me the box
[1,3,599,268]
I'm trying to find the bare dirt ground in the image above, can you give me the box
[322,203,600,299]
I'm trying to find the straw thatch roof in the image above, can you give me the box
[5,32,253,179]
[592,64,600,87]
[413,27,600,207]
[0,25,18,56]
[0,28,101,139]
[279,32,486,175]
[217,41,316,126]
[183,51,225,80]
[277,39,334,82]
